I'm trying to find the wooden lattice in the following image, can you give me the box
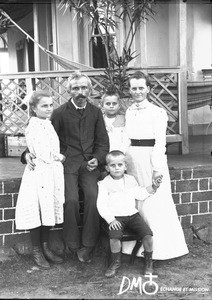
[148,72,179,135]
[0,78,28,135]
[0,68,181,140]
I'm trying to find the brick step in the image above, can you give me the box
[1,166,212,247]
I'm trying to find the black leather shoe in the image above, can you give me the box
[77,246,93,263]
[42,242,63,264]
[32,246,50,269]
[64,246,79,259]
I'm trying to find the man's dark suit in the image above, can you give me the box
[51,100,109,250]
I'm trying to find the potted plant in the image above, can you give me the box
[58,0,156,104]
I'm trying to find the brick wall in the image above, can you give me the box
[0,167,212,248]
[170,167,212,232]
[0,178,22,247]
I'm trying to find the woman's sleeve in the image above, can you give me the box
[120,127,131,154]
[120,110,131,153]
[25,124,53,164]
[151,108,168,172]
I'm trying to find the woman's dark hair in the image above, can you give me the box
[128,71,151,88]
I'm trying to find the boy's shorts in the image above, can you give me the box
[109,212,153,240]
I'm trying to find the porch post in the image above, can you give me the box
[51,2,59,70]
[33,3,40,71]
[135,21,147,68]
[178,0,189,154]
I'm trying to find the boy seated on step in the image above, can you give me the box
[97,150,162,278]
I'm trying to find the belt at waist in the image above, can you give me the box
[130,139,155,147]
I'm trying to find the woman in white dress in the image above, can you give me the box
[122,71,189,260]
[15,90,65,269]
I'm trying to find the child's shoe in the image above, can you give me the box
[105,252,121,277]
[32,246,50,269]
[144,251,153,275]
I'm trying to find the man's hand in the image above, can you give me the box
[87,158,98,172]
[25,152,36,171]
[54,154,66,163]
[60,154,66,163]
[109,219,122,231]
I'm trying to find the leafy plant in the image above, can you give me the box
[0,9,12,47]
[58,0,156,97]
[102,47,139,97]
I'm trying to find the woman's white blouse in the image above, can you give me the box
[125,99,168,171]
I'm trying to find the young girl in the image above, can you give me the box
[15,90,65,269]
[102,89,125,152]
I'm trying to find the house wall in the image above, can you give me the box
[143,2,212,135]
[54,8,91,68]
[187,3,212,134]
[5,2,212,77]
[134,2,212,78]
[146,2,212,77]
[4,2,212,134]
[7,13,33,73]
[133,2,179,68]
[188,3,212,81]
[53,2,177,69]
[6,3,53,73]
[56,8,74,63]
[0,52,9,73]
[146,3,170,67]
[169,2,179,67]
[55,7,84,68]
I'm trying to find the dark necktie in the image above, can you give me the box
[77,108,84,115]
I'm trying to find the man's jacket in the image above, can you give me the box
[50,100,109,173]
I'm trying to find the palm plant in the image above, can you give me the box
[0,10,12,48]
[58,0,155,67]
[58,0,156,97]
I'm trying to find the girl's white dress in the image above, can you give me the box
[122,99,189,260]
[15,117,65,230]
[104,114,125,151]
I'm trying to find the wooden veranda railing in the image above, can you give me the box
[0,67,188,154]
